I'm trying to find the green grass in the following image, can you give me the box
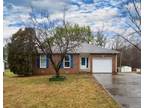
[4,71,120,108]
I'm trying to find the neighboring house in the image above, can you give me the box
[34,43,119,75]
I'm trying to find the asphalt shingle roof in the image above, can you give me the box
[38,43,119,54]
[75,43,119,54]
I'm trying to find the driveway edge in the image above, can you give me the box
[92,74,122,108]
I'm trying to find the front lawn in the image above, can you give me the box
[4,71,120,108]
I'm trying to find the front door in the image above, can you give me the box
[80,57,88,69]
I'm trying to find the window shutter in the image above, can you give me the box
[71,54,73,68]
[46,55,49,68]
[86,57,88,68]
[60,60,63,68]
[37,56,40,68]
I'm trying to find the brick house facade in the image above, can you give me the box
[33,53,118,75]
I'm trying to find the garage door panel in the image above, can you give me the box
[92,58,112,73]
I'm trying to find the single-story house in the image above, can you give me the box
[34,43,119,75]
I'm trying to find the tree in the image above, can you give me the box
[30,10,92,77]
[109,36,124,50]
[8,28,37,76]
[129,44,141,68]
[117,44,141,69]
[93,30,107,47]
[82,26,94,43]
[113,0,141,51]
[120,46,131,66]
[124,0,141,36]
[37,24,92,77]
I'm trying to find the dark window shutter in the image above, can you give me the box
[60,59,63,68]
[46,55,49,68]
[37,56,40,68]
[86,57,88,68]
[71,54,73,68]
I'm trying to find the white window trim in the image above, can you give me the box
[80,57,88,69]
[40,55,47,68]
[63,55,71,68]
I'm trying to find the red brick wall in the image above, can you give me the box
[33,54,80,75]
[33,53,118,75]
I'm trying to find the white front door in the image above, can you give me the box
[80,57,88,69]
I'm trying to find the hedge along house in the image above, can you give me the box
[34,43,119,75]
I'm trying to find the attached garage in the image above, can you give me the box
[92,57,112,73]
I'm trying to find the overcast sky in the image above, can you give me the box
[3,0,140,42]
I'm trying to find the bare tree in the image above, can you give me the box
[93,29,107,48]
[29,10,92,77]
[130,44,141,68]
[110,36,124,50]
[112,32,141,51]
[94,31,107,47]
[124,0,141,36]
[110,0,141,52]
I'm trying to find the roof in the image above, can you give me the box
[38,43,119,54]
[75,43,119,54]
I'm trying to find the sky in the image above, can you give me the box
[3,0,140,45]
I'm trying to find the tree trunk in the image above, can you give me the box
[55,68,60,77]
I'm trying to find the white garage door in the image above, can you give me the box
[92,58,112,73]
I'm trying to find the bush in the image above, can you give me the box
[49,76,66,81]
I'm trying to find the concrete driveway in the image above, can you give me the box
[93,73,141,108]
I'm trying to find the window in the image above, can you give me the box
[64,55,71,68]
[40,55,47,68]
[81,57,88,68]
